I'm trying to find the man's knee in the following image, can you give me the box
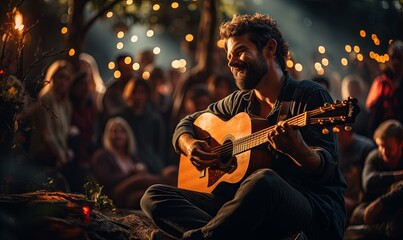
[248,169,281,185]
[140,184,169,216]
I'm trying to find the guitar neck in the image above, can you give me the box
[233,112,308,155]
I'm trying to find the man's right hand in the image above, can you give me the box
[178,133,219,171]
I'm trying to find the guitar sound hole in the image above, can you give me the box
[219,140,233,164]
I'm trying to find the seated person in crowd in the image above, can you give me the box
[91,117,177,209]
[345,119,403,240]
[117,78,169,173]
[27,59,75,191]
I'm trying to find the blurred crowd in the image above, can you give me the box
[8,37,403,239]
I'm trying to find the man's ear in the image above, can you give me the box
[265,39,277,56]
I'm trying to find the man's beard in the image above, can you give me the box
[235,55,268,90]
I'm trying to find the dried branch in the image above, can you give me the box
[83,0,122,34]
[1,33,9,62]
[22,48,69,82]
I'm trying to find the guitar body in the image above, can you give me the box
[177,112,272,194]
[177,97,360,194]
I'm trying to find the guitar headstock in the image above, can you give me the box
[306,97,360,132]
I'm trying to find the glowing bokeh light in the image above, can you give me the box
[146,30,154,37]
[106,11,113,18]
[314,62,322,71]
[131,35,138,42]
[153,47,161,55]
[317,68,325,75]
[14,11,24,31]
[318,46,325,54]
[108,62,115,69]
[321,58,329,66]
[116,42,124,49]
[68,48,75,56]
[295,63,303,72]
[124,56,132,64]
[132,62,140,70]
[171,2,179,9]
[142,71,150,80]
[185,34,194,42]
[286,59,294,68]
[153,4,160,11]
[114,70,121,78]
[61,27,68,35]
[117,31,125,39]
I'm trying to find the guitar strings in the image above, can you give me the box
[210,114,305,155]
[209,104,346,156]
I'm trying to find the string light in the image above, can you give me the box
[153,4,160,11]
[106,11,113,18]
[117,31,124,39]
[294,63,303,72]
[124,56,132,64]
[146,30,154,37]
[108,62,115,69]
[185,34,194,42]
[132,62,140,70]
[68,48,75,56]
[114,70,121,78]
[130,35,138,42]
[318,46,325,54]
[116,42,124,49]
[286,59,294,68]
[142,71,150,80]
[321,58,329,66]
[61,27,68,35]
[153,47,161,55]
[171,2,179,9]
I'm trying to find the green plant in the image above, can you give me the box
[83,177,116,212]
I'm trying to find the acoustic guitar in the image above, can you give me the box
[177,97,360,194]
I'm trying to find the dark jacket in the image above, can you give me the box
[173,73,347,239]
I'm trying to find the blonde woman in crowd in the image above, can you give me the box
[91,117,177,209]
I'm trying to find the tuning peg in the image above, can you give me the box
[322,128,330,134]
[344,125,353,131]
[332,127,340,133]
[334,99,341,104]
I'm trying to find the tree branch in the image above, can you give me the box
[83,0,123,34]
[22,48,69,82]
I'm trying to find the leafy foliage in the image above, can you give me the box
[83,177,116,212]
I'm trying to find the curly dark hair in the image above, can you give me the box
[219,13,289,71]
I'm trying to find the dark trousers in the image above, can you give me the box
[140,169,313,239]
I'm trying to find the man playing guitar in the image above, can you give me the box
[141,13,350,240]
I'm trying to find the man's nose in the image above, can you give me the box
[228,57,238,68]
